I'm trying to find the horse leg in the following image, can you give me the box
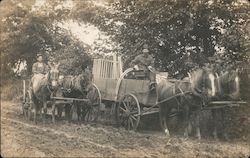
[57,104,63,119]
[33,105,37,124]
[78,104,84,123]
[159,104,170,137]
[39,107,43,120]
[76,103,82,123]
[43,101,47,124]
[193,110,201,140]
[212,109,219,140]
[71,104,78,122]
[221,108,229,141]
[183,104,190,138]
[28,101,33,121]
[52,101,56,124]
[65,104,71,122]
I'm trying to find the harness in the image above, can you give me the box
[61,76,74,93]
[47,84,54,97]
[61,75,88,95]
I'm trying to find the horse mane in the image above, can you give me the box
[189,67,216,97]
[218,69,238,85]
[74,74,84,92]
[217,69,239,98]
[61,73,91,93]
[189,68,204,86]
[62,75,74,89]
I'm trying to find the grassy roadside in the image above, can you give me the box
[1,79,23,102]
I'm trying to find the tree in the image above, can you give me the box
[1,0,249,80]
[106,0,250,77]
[0,0,90,79]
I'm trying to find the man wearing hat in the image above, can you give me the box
[32,54,49,75]
[131,44,156,84]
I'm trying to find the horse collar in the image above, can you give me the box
[47,84,53,94]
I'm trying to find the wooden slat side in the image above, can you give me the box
[118,56,123,78]
[112,61,114,78]
[109,61,112,78]
[105,60,108,78]
[93,57,123,79]
[108,61,111,78]
[113,54,117,79]
[98,60,101,78]
[101,60,104,78]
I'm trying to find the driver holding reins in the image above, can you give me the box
[130,44,156,87]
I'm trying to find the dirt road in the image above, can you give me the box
[1,101,250,157]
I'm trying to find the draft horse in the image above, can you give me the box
[58,72,92,122]
[30,63,60,124]
[211,68,240,140]
[157,67,217,139]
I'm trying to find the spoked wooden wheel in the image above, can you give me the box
[23,91,33,120]
[85,84,101,122]
[116,94,141,131]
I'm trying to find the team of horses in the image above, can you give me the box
[157,64,240,140]
[29,61,240,140]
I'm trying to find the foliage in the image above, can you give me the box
[0,0,90,79]
[108,0,250,77]
[0,0,250,80]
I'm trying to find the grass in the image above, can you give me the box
[1,79,24,101]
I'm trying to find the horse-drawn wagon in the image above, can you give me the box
[22,55,248,139]
[92,56,248,139]
[91,55,195,131]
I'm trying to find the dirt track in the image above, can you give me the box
[1,101,250,157]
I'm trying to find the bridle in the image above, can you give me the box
[47,69,59,96]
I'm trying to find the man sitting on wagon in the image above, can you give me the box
[130,44,156,89]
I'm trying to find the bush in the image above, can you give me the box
[1,79,23,101]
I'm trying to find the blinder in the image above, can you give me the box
[50,70,59,80]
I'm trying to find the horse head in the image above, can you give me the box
[48,62,60,90]
[80,71,92,92]
[216,68,240,100]
[189,67,217,100]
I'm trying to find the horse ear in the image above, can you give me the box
[59,75,64,80]
[56,62,60,68]
[48,63,53,69]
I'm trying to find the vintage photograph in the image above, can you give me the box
[1,0,250,157]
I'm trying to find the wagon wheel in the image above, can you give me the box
[116,94,141,131]
[23,91,33,120]
[85,84,101,122]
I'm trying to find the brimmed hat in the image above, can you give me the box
[142,48,149,53]
[36,53,43,58]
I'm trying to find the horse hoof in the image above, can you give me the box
[184,129,189,138]
[165,129,170,138]
[223,134,229,141]
[213,135,219,141]
[196,135,201,140]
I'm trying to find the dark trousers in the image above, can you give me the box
[144,69,156,82]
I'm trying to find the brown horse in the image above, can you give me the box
[157,66,216,139]
[30,63,60,124]
[211,68,240,140]
[58,72,92,122]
